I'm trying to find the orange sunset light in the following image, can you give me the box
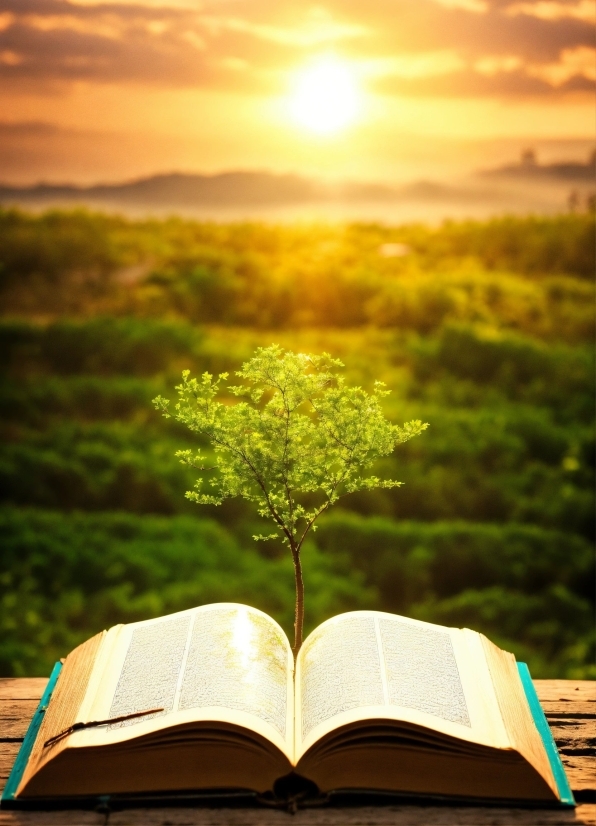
[0,0,593,185]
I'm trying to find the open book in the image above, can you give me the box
[2,604,574,808]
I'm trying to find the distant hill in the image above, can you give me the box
[481,150,596,182]
[0,171,325,208]
[0,170,484,210]
[0,161,592,220]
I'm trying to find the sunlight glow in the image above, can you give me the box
[289,56,361,135]
[231,606,258,675]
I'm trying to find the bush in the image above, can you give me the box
[0,212,593,677]
[312,512,594,677]
[0,318,204,377]
[0,507,374,676]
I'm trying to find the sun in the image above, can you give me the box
[289,56,361,136]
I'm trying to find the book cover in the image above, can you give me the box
[2,661,63,805]
[516,662,575,807]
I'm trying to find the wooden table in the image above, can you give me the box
[0,679,594,825]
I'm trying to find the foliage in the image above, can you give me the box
[155,346,427,651]
[369,214,594,278]
[0,210,593,676]
[0,507,373,676]
[0,317,203,378]
[0,210,593,339]
[0,209,123,284]
[311,511,594,677]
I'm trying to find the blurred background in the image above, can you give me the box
[0,0,594,678]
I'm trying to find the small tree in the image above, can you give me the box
[154,345,427,656]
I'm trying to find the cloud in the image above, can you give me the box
[361,50,466,80]
[200,9,369,48]
[474,54,522,74]
[0,48,22,63]
[374,48,595,96]
[527,45,596,85]
[0,0,593,99]
[68,0,203,6]
[505,0,594,22]
[377,66,594,96]
[0,0,371,91]
[0,12,14,30]
[430,0,489,13]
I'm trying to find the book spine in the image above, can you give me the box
[1,661,63,806]
[516,662,575,807]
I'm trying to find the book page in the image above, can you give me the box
[298,614,384,744]
[378,615,470,726]
[295,611,510,758]
[79,603,294,757]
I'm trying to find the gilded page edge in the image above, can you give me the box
[480,635,558,798]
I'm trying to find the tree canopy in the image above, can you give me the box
[154,345,428,652]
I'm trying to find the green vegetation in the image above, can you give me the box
[0,507,371,676]
[0,208,593,677]
[155,347,427,652]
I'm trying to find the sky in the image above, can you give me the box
[0,0,594,184]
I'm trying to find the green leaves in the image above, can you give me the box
[154,345,427,553]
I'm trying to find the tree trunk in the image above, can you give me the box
[291,546,304,659]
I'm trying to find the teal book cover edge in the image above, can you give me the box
[1,661,63,805]
[517,662,575,807]
[2,659,575,807]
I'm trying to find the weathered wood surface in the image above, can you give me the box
[0,679,594,826]
[0,681,47,702]
[0,807,594,826]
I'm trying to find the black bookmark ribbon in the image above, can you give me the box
[44,707,164,748]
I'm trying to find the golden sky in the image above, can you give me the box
[0,0,593,183]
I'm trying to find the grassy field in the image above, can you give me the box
[0,208,593,677]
